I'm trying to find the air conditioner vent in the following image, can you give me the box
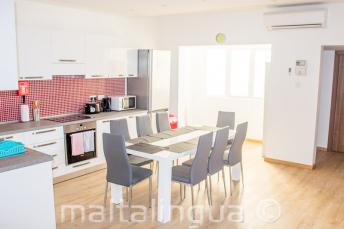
[264,9,327,30]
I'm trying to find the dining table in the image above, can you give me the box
[109,126,235,223]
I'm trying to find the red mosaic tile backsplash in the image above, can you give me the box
[0,76,125,123]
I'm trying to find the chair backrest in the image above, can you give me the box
[208,127,230,175]
[110,118,130,141]
[103,133,132,187]
[156,112,171,133]
[227,122,248,166]
[190,132,213,185]
[136,115,154,137]
[216,111,235,130]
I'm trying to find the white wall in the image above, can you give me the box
[156,4,344,166]
[16,0,157,49]
[316,50,335,148]
[179,46,265,140]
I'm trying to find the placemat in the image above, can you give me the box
[127,143,166,154]
[166,141,198,153]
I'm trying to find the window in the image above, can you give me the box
[253,50,271,98]
[206,49,226,96]
[205,45,271,98]
[230,49,250,97]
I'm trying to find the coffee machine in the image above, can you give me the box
[101,97,111,112]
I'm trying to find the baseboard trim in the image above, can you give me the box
[263,156,315,170]
[53,163,106,184]
[317,147,328,152]
[246,139,263,144]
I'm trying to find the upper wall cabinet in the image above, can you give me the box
[85,34,113,79]
[52,30,86,75]
[109,48,138,78]
[17,26,53,80]
[0,0,18,90]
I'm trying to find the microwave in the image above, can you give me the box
[110,96,136,111]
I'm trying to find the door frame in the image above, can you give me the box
[328,51,344,151]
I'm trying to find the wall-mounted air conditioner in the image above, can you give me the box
[264,9,327,30]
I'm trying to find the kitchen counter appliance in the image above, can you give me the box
[64,121,97,165]
[110,95,136,111]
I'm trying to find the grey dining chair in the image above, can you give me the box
[223,122,248,194]
[217,111,235,130]
[182,127,230,204]
[156,112,171,133]
[136,115,154,137]
[110,119,153,167]
[172,132,213,219]
[103,133,153,221]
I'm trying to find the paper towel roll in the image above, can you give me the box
[20,104,30,122]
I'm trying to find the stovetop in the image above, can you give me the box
[47,114,91,123]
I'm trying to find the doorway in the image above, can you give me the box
[328,51,344,152]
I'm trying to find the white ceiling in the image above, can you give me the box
[28,0,342,16]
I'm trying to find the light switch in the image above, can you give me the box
[295,60,307,76]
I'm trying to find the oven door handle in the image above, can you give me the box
[72,162,91,168]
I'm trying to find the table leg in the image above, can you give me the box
[111,183,123,204]
[157,159,172,223]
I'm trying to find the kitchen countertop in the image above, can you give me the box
[0,148,53,173]
[0,109,148,136]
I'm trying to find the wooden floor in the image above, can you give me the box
[54,142,344,228]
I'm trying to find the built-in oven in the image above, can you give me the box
[64,121,97,165]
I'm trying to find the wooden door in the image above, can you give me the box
[328,51,344,152]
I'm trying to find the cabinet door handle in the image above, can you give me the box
[34,141,57,148]
[72,162,90,168]
[21,76,44,79]
[52,154,58,157]
[118,74,124,77]
[0,136,14,142]
[91,75,104,78]
[128,74,134,77]
[52,166,58,170]
[102,120,110,123]
[33,129,57,135]
[59,59,77,63]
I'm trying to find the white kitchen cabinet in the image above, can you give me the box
[85,34,113,79]
[96,119,111,160]
[17,26,53,80]
[126,49,139,77]
[52,30,86,75]
[0,0,18,90]
[127,115,139,138]
[0,133,23,143]
[24,127,66,176]
[110,48,138,78]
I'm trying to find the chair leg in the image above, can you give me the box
[149,176,152,208]
[191,185,195,220]
[218,172,220,183]
[205,179,211,206]
[222,168,227,198]
[228,166,233,196]
[126,187,129,202]
[128,186,132,222]
[208,175,213,205]
[180,183,183,202]
[240,162,244,188]
[103,182,108,207]
[183,184,186,200]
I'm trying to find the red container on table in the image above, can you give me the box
[169,114,178,129]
